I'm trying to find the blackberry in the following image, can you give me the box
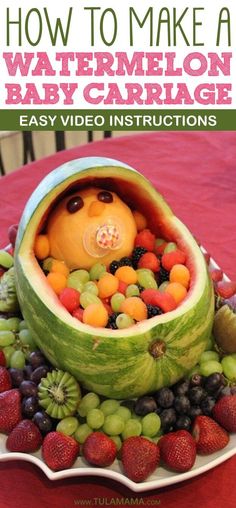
[158,266,170,284]
[119,257,133,267]
[107,313,119,329]
[132,247,148,268]
[137,284,144,293]
[147,304,163,318]
[109,260,120,275]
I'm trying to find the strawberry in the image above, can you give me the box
[83,432,117,467]
[161,250,186,271]
[141,288,177,312]
[42,431,79,471]
[215,281,236,299]
[192,415,229,455]
[0,389,22,433]
[0,351,6,367]
[138,252,160,272]
[210,269,223,282]
[6,420,42,452]
[212,395,236,433]
[159,430,196,472]
[134,229,155,252]
[121,436,160,483]
[0,366,12,392]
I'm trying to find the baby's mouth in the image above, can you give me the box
[83,218,124,258]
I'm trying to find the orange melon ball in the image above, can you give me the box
[169,264,190,289]
[165,282,187,305]
[120,297,147,321]
[115,266,138,285]
[133,210,147,231]
[83,303,108,327]
[34,234,50,260]
[47,272,67,295]
[97,273,119,298]
[51,259,70,277]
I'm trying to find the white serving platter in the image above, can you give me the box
[0,249,235,492]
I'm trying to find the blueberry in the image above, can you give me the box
[174,395,191,414]
[134,396,157,416]
[155,387,175,408]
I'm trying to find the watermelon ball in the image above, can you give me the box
[59,288,80,313]
[72,307,84,321]
[138,252,160,272]
[161,249,186,271]
[134,229,155,252]
[141,288,177,313]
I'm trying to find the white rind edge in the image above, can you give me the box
[0,248,235,492]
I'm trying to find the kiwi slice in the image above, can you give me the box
[38,369,81,419]
[0,267,19,313]
[213,304,236,354]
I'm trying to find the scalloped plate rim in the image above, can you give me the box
[0,248,235,493]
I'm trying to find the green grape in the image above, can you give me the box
[125,284,140,298]
[2,346,15,366]
[19,320,28,331]
[18,329,37,354]
[155,238,165,249]
[0,318,9,331]
[83,281,99,295]
[80,292,101,309]
[164,242,177,253]
[74,423,93,444]
[103,414,125,436]
[0,330,15,347]
[110,292,125,312]
[67,272,85,292]
[89,263,106,281]
[86,408,104,429]
[116,313,135,329]
[110,435,122,451]
[136,270,157,289]
[121,419,142,439]
[204,335,215,352]
[7,317,21,332]
[10,350,25,369]
[141,413,161,437]
[77,392,100,417]
[100,399,120,416]
[200,350,220,364]
[159,281,169,292]
[115,406,131,422]
[42,257,54,272]
[221,356,236,381]
[56,416,79,436]
[199,360,223,376]
[0,250,14,268]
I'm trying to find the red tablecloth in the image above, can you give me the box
[0,132,236,508]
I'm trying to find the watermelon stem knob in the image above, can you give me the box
[149,340,166,359]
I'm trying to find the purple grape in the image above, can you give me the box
[155,387,175,408]
[173,379,190,396]
[160,408,176,432]
[190,374,203,387]
[204,373,225,394]
[188,405,202,419]
[200,396,216,415]
[188,386,207,405]
[22,396,39,417]
[23,365,33,379]
[175,415,192,431]
[9,368,24,387]
[20,380,38,397]
[30,365,49,384]
[134,396,157,416]
[33,411,53,434]
[28,351,47,370]
[174,395,191,414]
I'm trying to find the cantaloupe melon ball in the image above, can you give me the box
[46,187,137,270]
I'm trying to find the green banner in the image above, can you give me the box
[0,109,235,131]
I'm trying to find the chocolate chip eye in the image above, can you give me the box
[66,196,84,213]
[97,191,113,203]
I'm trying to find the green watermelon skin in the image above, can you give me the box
[14,157,214,399]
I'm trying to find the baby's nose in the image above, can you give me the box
[88,200,106,217]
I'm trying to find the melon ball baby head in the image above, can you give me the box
[46,187,137,270]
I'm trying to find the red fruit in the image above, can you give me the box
[204,252,211,265]
[8,224,18,247]
[154,240,167,255]
[118,280,128,295]
[6,420,42,452]
[0,351,6,367]
[138,252,160,272]
[159,430,196,472]
[59,287,80,313]
[215,281,236,299]
[0,389,22,433]
[42,431,80,471]
[212,395,236,433]
[141,288,177,312]
[83,432,117,467]
[210,269,223,282]
[134,229,155,252]
[192,415,229,455]
[121,436,160,483]
[72,307,84,321]
[161,250,186,271]
[0,366,12,392]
